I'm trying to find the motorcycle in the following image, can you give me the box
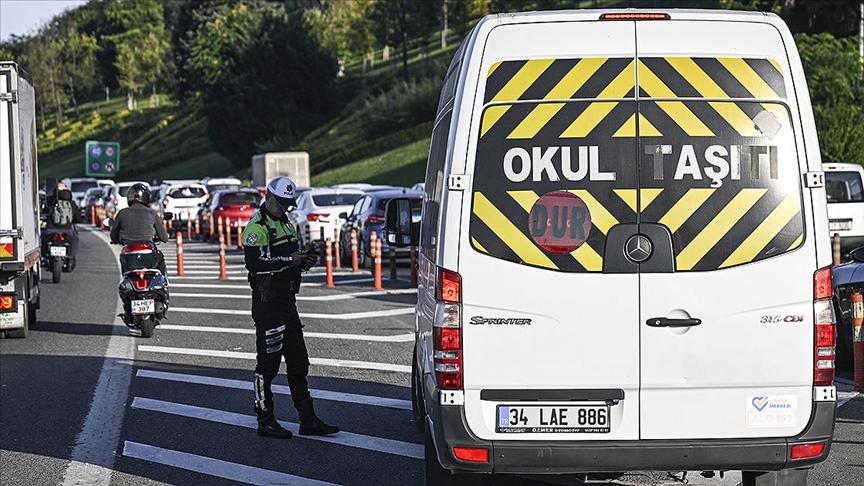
[42,232,74,283]
[117,242,169,338]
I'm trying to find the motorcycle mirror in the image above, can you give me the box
[850,246,864,263]
[163,212,174,221]
[102,218,113,229]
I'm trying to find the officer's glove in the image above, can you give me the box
[290,251,307,267]
[300,250,318,270]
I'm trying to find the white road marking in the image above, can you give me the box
[61,231,132,486]
[136,369,412,410]
[157,324,413,342]
[170,283,250,289]
[131,398,422,459]
[123,442,338,486]
[172,288,417,301]
[137,345,411,373]
[170,307,414,319]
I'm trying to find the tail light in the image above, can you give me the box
[367,214,385,225]
[434,268,462,390]
[791,442,825,460]
[600,12,670,20]
[453,447,489,463]
[217,206,227,211]
[308,213,328,222]
[0,294,16,311]
[52,233,66,242]
[133,271,148,291]
[813,266,835,386]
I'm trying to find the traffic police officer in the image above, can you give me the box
[242,176,339,439]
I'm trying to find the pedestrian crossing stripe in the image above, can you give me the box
[481,56,785,140]
[0,243,13,258]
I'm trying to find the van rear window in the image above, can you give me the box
[470,56,802,273]
[826,171,863,203]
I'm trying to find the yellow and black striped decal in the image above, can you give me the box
[470,57,802,273]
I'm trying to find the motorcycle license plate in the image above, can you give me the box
[49,246,67,257]
[131,299,155,315]
[496,404,610,434]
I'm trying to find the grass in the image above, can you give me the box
[311,137,429,187]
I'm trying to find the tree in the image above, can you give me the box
[372,0,439,81]
[306,0,377,67]
[58,29,99,119]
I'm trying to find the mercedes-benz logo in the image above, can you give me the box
[625,234,652,263]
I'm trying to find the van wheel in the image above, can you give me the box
[412,348,426,432]
[742,469,808,486]
[424,428,485,486]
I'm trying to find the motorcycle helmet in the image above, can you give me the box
[266,176,297,209]
[126,183,151,206]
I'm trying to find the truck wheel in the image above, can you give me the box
[7,304,30,338]
[52,259,62,283]
[424,428,485,486]
[27,300,37,326]
[742,469,808,486]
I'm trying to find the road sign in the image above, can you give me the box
[85,141,120,177]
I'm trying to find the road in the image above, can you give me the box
[1,225,861,486]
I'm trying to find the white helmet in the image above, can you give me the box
[266,176,297,208]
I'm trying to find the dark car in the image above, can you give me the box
[197,189,261,240]
[832,246,864,370]
[338,189,422,268]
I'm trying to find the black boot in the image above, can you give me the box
[296,398,339,436]
[257,415,293,439]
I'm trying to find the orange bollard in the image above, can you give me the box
[218,216,224,239]
[325,238,335,288]
[351,229,359,273]
[167,218,173,230]
[90,206,96,226]
[195,214,201,240]
[218,235,228,281]
[227,219,234,247]
[410,246,417,287]
[832,233,842,266]
[333,228,341,270]
[852,291,864,392]
[187,211,193,241]
[372,237,383,291]
[236,220,243,250]
[176,231,185,277]
[208,214,214,240]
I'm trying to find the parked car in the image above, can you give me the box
[338,188,422,268]
[288,188,364,246]
[156,183,209,226]
[824,162,864,258]
[104,181,151,219]
[833,246,864,370]
[198,189,261,239]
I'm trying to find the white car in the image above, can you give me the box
[288,188,364,246]
[104,181,151,219]
[156,183,209,225]
[824,162,864,256]
[201,176,242,194]
[62,177,100,208]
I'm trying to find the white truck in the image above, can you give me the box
[0,62,41,338]
[251,151,310,188]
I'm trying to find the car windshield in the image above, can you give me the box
[208,184,240,192]
[826,171,864,203]
[71,181,98,192]
[220,192,260,205]
[168,187,207,198]
[311,194,363,206]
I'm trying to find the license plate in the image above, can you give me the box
[496,405,610,434]
[49,246,67,257]
[829,220,852,231]
[131,299,155,315]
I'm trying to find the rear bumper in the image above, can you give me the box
[428,388,836,474]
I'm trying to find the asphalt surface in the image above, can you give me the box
[1,225,862,486]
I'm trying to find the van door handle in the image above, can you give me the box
[646,317,702,327]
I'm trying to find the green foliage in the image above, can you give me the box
[306,0,377,61]
[795,33,864,165]
[312,137,430,187]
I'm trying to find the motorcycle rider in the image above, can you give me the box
[42,182,82,269]
[109,182,170,275]
[242,176,339,439]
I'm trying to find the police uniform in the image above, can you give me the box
[242,195,338,438]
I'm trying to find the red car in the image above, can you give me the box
[198,189,261,240]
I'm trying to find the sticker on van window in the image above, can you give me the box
[746,395,797,428]
[470,56,802,273]
[529,191,592,253]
